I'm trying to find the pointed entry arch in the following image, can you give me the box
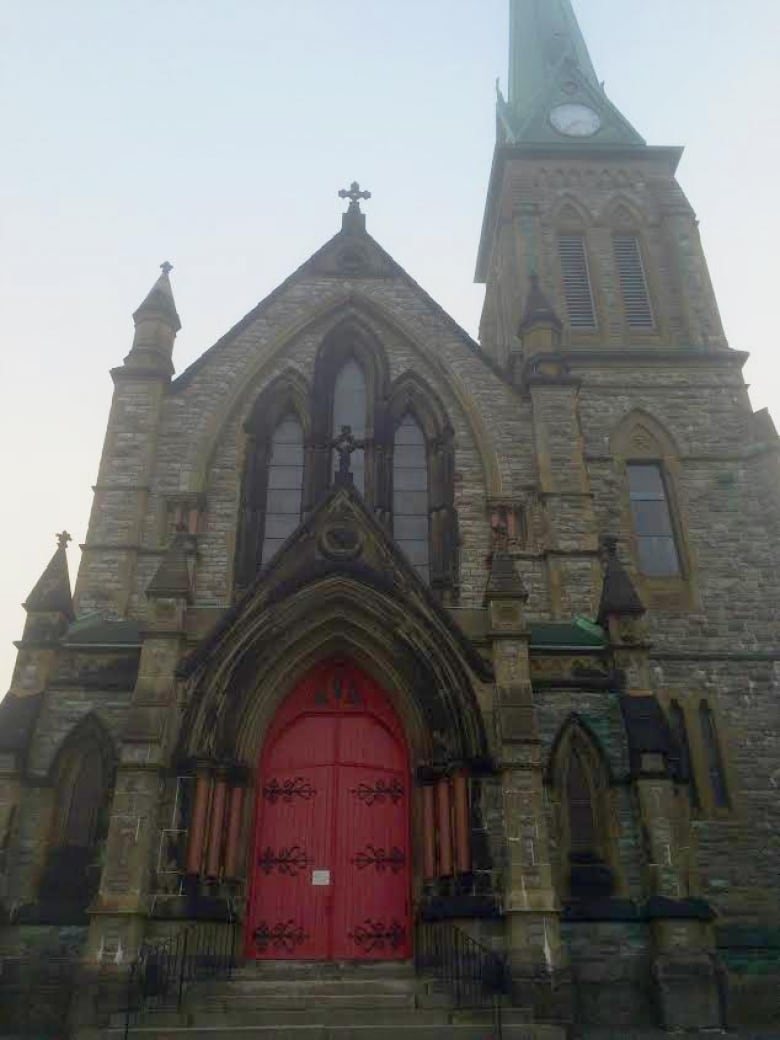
[247,660,411,961]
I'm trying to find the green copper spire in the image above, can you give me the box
[499,0,644,147]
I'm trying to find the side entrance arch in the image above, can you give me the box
[246,659,411,961]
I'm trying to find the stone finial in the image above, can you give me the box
[56,530,72,550]
[597,535,644,624]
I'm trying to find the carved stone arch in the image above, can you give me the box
[550,194,593,229]
[178,575,490,773]
[387,371,458,597]
[610,408,680,461]
[600,194,646,230]
[243,368,312,441]
[184,290,502,499]
[547,714,620,900]
[234,369,312,593]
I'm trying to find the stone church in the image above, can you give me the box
[1,1,778,1036]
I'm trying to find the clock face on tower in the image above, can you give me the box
[549,103,602,138]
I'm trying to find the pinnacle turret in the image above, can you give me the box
[122,262,181,376]
[24,531,74,620]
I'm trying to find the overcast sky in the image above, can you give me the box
[1,0,778,694]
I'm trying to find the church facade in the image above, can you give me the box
[1,2,779,1036]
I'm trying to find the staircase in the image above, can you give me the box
[107,960,566,1040]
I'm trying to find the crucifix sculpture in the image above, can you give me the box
[331,425,365,486]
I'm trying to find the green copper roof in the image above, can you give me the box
[500,0,645,147]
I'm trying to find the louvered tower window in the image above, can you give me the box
[614,235,654,329]
[558,234,597,329]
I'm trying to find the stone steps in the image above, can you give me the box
[110,1025,561,1040]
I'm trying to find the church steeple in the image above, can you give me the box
[498,0,644,147]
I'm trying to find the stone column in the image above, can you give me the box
[484,551,568,1018]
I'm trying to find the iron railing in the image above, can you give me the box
[415,920,509,1039]
[123,919,238,1039]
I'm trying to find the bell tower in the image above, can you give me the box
[477,0,727,369]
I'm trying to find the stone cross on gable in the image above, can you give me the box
[338,181,372,210]
[331,425,365,486]
[56,530,72,550]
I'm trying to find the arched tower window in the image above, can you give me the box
[332,359,367,495]
[393,413,430,582]
[699,702,730,809]
[262,414,304,565]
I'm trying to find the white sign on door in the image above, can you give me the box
[312,869,331,886]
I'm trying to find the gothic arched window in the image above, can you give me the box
[393,413,430,582]
[551,720,618,902]
[62,745,106,848]
[332,359,367,495]
[234,375,310,592]
[700,702,730,810]
[669,700,700,811]
[261,414,305,565]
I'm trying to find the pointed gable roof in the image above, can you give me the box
[172,215,509,392]
[24,533,74,619]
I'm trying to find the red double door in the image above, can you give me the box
[247,661,411,961]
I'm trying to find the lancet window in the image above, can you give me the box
[234,326,459,598]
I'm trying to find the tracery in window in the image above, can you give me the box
[393,413,430,582]
[262,415,304,565]
[332,359,367,495]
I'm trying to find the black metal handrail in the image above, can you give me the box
[123,918,237,1039]
[415,919,509,1039]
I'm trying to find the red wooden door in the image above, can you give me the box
[247,661,410,961]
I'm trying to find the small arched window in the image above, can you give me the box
[669,700,700,811]
[393,414,430,582]
[261,414,304,565]
[332,359,367,494]
[700,702,730,809]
